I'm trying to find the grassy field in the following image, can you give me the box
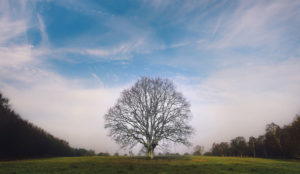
[0,156,299,174]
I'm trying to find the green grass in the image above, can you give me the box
[0,156,299,174]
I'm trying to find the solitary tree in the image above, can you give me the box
[104,77,193,159]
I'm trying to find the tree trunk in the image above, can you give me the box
[148,148,154,159]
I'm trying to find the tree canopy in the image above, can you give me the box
[104,77,193,159]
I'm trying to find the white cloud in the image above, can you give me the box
[37,14,49,45]
[1,0,300,155]
[49,38,148,61]
[0,0,131,154]
[4,55,299,153]
[176,57,300,150]
[0,22,130,153]
[2,75,128,153]
[0,18,27,44]
[169,41,191,48]
[91,73,104,87]
[200,0,300,50]
[0,0,29,45]
[86,41,142,57]
[0,41,130,154]
[0,45,34,66]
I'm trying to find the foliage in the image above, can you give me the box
[0,92,94,159]
[248,136,256,157]
[97,152,110,156]
[230,137,248,157]
[72,148,95,156]
[207,115,300,158]
[211,142,230,156]
[0,93,74,159]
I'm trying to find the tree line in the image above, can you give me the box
[204,116,300,158]
[0,93,94,160]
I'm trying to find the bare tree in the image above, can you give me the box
[104,77,193,159]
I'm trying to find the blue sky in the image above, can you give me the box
[1,0,300,153]
[29,0,300,84]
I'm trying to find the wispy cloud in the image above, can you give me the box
[0,1,29,45]
[169,41,191,48]
[85,39,145,58]
[0,18,27,44]
[201,0,300,50]
[37,14,49,45]
[0,0,130,153]
[47,38,147,61]
[0,45,34,66]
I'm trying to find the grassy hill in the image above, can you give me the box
[0,156,299,174]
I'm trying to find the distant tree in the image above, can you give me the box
[211,143,219,156]
[280,125,293,158]
[114,152,119,156]
[0,92,74,159]
[230,137,248,157]
[73,148,95,156]
[255,135,267,158]
[183,152,190,156]
[265,123,282,157]
[97,152,110,156]
[88,150,96,156]
[206,114,300,159]
[0,93,9,109]
[104,77,193,159]
[280,115,300,158]
[289,115,300,157]
[204,151,213,156]
[219,142,230,156]
[211,142,230,156]
[248,136,256,157]
[193,145,204,156]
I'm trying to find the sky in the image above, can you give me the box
[1,0,300,154]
